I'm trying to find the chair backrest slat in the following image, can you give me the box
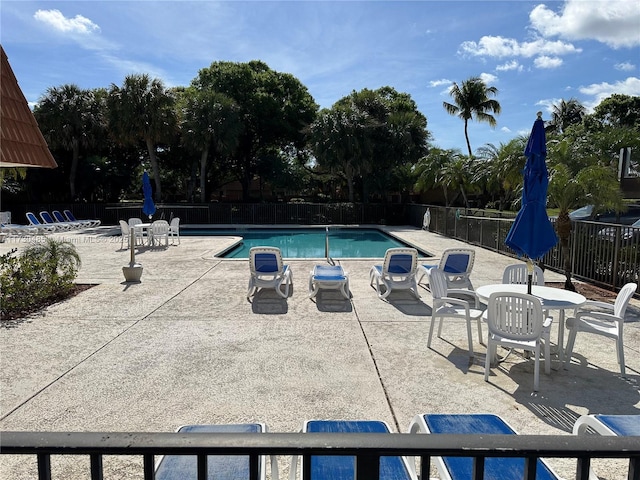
[614,283,637,318]
[488,292,543,341]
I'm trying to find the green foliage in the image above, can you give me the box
[0,239,81,320]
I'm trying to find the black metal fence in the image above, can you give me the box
[2,430,639,480]
[4,202,639,291]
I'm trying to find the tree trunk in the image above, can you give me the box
[460,186,469,208]
[145,137,162,202]
[464,119,473,158]
[556,211,576,291]
[199,148,209,203]
[69,138,80,200]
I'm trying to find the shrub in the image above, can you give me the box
[0,239,81,320]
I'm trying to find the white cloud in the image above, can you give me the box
[615,62,636,72]
[579,76,640,110]
[536,98,562,115]
[459,36,580,58]
[496,60,523,72]
[34,9,100,35]
[530,0,640,48]
[429,79,452,87]
[500,126,512,133]
[480,72,498,84]
[534,56,563,69]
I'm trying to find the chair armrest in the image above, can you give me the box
[447,289,479,308]
[575,310,621,324]
[440,296,472,311]
[580,300,614,312]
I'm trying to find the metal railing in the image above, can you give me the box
[407,205,640,292]
[2,430,639,480]
[4,202,638,291]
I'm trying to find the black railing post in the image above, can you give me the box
[420,454,431,479]
[90,453,103,480]
[355,454,379,479]
[197,453,207,480]
[523,456,537,479]
[143,454,155,479]
[576,456,591,480]
[472,455,485,479]
[37,453,52,480]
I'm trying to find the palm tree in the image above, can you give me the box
[34,85,103,200]
[21,238,81,289]
[108,74,176,201]
[548,98,586,134]
[547,140,624,290]
[476,138,527,210]
[414,148,474,206]
[179,88,242,202]
[443,77,501,158]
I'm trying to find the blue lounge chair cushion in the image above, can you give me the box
[312,265,346,281]
[255,253,279,273]
[154,424,263,480]
[387,254,413,274]
[423,414,558,480]
[305,420,412,480]
[594,415,640,436]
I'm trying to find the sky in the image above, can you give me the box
[2,0,639,152]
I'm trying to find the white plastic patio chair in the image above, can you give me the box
[417,248,475,291]
[564,282,637,375]
[484,291,552,391]
[128,217,143,228]
[247,246,293,300]
[119,220,144,248]
[502,263,545,285]
[151,220,169,247]
[169,217,180,244]
[429,268,484,356]
[369,247,420,300]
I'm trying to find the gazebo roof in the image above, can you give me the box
[1,45,57,168]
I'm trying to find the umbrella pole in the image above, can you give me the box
[527,258,533,294]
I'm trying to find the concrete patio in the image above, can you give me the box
[1,225,638,479]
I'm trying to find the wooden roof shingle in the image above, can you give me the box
[1,45,57,168]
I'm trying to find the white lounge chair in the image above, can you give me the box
[484,291,552,391]
[39,211,75,231]
[564,282,637,375]
[63,209,100,227]
[408,413,560,480]
[155,423,273,480]
[247,246,292,300]
[25,212,56,234]
[308,264,349,299]
[429,268,484,356]
[417,248,475,291]
[290,420,417,480]
[369,247,419,299]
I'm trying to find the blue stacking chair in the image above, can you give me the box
[408,414,559,480]
[417,248,475,291]
[155,424,272,480]
[290,420,417,480]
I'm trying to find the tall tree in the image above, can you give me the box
[414,148,472,207]
[178,87,242,202]
[476,138,527,210]
[443,77,501,158]
[547,140,624,290]
[34,85,104,200]
[108,74,176,201]
[592,94,640,129]
[547,98,586,134]
[192,61,317,201]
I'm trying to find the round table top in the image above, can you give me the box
[476,284,586,309]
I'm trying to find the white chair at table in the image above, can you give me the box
[564,282,637,375]
[428,268,484,356]
[151,220,169,247]
[169,217,180,245]
[502,263,545,286]
[119,220,144,248]
[484,291,552,391]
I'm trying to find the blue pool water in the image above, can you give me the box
[183,228,430,259]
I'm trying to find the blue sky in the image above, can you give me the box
[2,0,639,152]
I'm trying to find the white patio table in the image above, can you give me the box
[132,223,153,246]
[476,284,586,365]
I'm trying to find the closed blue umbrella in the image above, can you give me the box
[142,171,156,220]
[505,113,557,285]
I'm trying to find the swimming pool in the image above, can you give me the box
[183,227,430,259]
